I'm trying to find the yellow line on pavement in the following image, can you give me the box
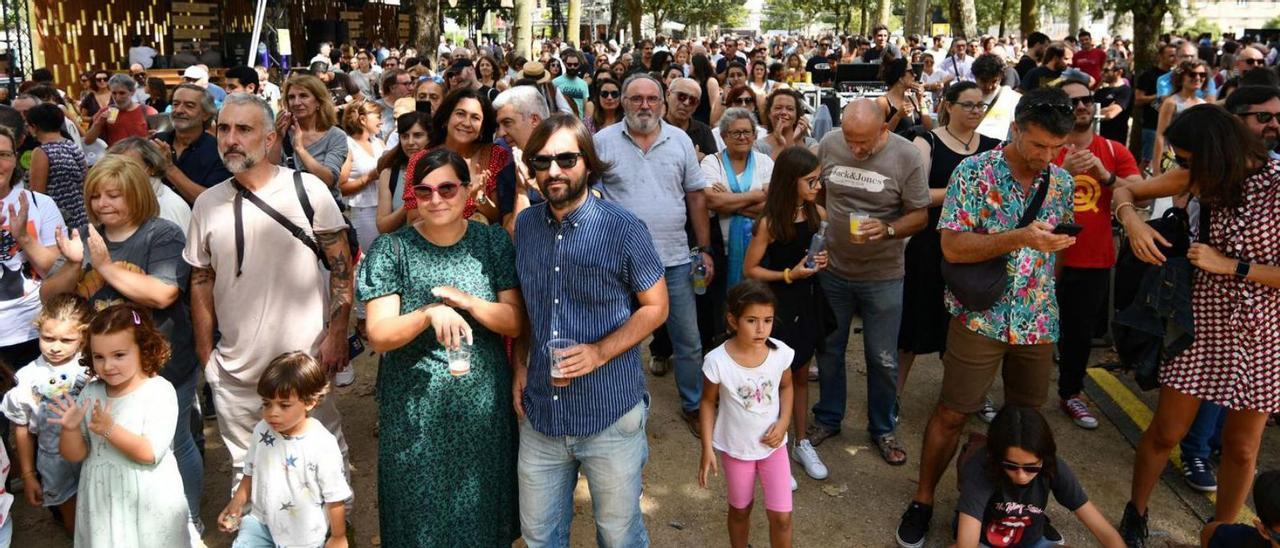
[1086,368,1259,524]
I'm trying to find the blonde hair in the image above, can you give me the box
[34,293,92,331]
[283,74,338,130]
[83,154,159,226]
[341,99,382,136]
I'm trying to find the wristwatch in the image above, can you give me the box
[885,223,897,239]
[1236,261,1251,278]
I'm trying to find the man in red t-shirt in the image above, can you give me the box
[1072,30,1108,87]
[1051,77,1141,430]
[83,73,156,146]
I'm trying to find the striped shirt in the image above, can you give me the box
[515,195,665,437]
[593,120,707,267]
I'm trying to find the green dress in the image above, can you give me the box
[356,221,520,547]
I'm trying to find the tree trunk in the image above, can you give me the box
[999,0,1010,38]
[568,0,581,45]
[413,0,443,62]
[1126,3,1168,158]
[916,0,931,36]
[1020,0,1038,35]
[860,0,868,35]
[905,0,919,38]
[514,0,534,58]
[608,0,620,41]
[959,0,977,39]
[628,0,642,42]
[1068,0,1081,36]
[874,0,891,25]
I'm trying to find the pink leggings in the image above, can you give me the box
[721,446,793,512]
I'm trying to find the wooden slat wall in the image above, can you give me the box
[33,0,406,89]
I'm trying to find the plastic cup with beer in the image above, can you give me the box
[850,211,871,244]
[106,107,120,124]
[546,338,577,387]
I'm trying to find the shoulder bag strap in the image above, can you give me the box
[293,170,316,227]
[1015,167,1053,228]
[231,178,327,277]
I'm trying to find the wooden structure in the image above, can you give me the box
[32,0,411,87]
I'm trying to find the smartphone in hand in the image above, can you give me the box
[1052,223,1084,236]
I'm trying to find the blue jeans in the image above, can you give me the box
[813,273,903,439]
[0,514,11,548]
[172,371,204,523]
[1141,128,1156,164]
[518,399,650,548]
[1180,400,1226,459]
[664,264,703,412]
[232,514,323,548]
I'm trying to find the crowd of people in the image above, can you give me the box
[0,22,1277,548]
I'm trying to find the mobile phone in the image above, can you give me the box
[1052,223,1084,236]
[348,333,366,357]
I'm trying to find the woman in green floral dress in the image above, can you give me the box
[357,149,524,547]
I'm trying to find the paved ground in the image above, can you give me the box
[13,325,1276,547]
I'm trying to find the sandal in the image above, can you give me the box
[874,434,908,466]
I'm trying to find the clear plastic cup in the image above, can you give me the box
[447,342,472,377]
[106,107,119,124]
[546,338,576,387]
[850,212,871,244]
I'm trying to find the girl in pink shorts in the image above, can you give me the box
[698,280,796,548]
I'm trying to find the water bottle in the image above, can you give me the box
[690,250,708,295]
[805,221,829,268]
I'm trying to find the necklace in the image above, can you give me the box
[944,126,976,151]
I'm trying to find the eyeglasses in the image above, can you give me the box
[725,129,754,140]
[673,91,700,106]
[1187,71,1208,80]
[1069,96,1095,107]
[600,90,620,99]
[732,96,755,106]
[625,96,661,106]
[396,79,413,86]
[0,150,16,161]
[802,175,822,190]
[953,101,990,113]
[411,182,465,199]
[528,152,584,171]
[1000,461,1043,473]
[1240,111,1280,124]
[1173,155,1192,169]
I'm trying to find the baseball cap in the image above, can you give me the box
[182,65,209,81]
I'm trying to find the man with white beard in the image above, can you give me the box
[152,83,232,203]
[592,73,714,438]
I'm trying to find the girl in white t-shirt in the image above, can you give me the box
[698,279,796,548]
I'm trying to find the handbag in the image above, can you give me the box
[940,167,1050,312]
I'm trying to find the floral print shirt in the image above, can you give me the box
[937,148,1075,345]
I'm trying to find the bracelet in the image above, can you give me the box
[101,423,115,441]
[1114,201,1136,216]
[783,268,793,284]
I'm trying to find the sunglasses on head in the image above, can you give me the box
[1000,461,1044,473]
[411,181,465,199]
[1017,101,1072,117]
[528,152,584,171]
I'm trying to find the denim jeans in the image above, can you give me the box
[1141,128,1156,165]
[171,371,204,524]
[664,264,704,412]
[518,399,650,548]
[814,273,903,439]
[232,514,324,548]
[1180,400,1226,460]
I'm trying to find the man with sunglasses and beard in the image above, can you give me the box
[896,89,1078,548]
[1049,77,1141,434]
[1225,85,1280,160]
[594,73,713,438]
[552,49,590,116]
[664,78,717,160]
[513,113,667,547]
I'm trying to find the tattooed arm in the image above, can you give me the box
[316,229,353,375]
[190,266,217,367]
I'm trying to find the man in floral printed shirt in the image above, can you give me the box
[895,88,1078,548]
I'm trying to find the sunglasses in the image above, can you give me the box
[565,63,580,69]
[1187,71,1208,79]
[95,76,109,82]
[528,152,584,171]
[411,181,465,199]
[1241,111,1280,124]
[1018,102,1073,117]
[1243,58,1266,67]
[600,89,620,99]
[1069,96,1095,107]
[1000,461,1044,473]
[674,91,700,106]
[1174,155,1192,169]
[732,97,756,106]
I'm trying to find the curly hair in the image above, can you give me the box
[82,303,171,379]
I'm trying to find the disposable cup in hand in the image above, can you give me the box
[447,342,472,377]
[850,212,871,244]
[547,338,576,387]
[222,514,240,531]
[106,107,119,124]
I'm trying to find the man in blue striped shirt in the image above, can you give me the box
[514,114,668,547]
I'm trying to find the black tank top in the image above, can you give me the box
[693,79,711,125]
[921,131,1001,229]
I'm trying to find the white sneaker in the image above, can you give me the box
[792,439,829,480]
[791,475,798,491]
[334,364,356,387]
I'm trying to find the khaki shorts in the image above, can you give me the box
[940,317,1054,414]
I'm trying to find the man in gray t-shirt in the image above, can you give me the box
[809,99,929,464]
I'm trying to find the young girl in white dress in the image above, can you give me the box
[48,303,189,547]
